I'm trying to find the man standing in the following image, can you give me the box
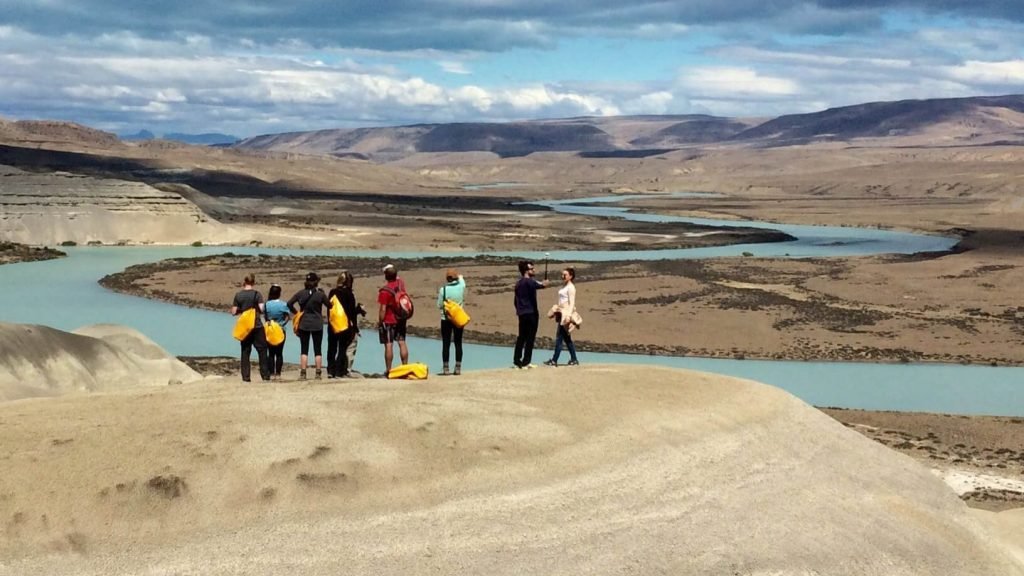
[378,264,409,373]
[231,273,270,382]
[513,260,549,369]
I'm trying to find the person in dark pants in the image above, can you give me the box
[288,272,329,380]
[436,268,466,375]
[264,284,290,380]
[512,260,549,369]
[231,273,269,382]
[327,271,359,378]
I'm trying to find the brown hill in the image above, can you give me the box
[233,94,1024,161]
[0,118,123,149]
[734,94,1024,144]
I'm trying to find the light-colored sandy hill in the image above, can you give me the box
[0,167,255,246]
[1,364,1021,575]
[0,322,200,401]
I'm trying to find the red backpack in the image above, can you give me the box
[382,285,415,320]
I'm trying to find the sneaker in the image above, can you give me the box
[543,359,558,367]
[315,369,323,380]
[512,364,523,370]
[567,360,579,366]
[525,363,537,370]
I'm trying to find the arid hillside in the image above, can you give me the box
[234,94,1024,161]
[1,95,1022,249]
[2,340,1022,574]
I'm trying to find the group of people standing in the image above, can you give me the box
[512,259,580,369]
[230,271,363,382]
[230,259,580,381]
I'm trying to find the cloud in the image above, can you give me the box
[620,91,676,115]
[945,60,1024,86]
[439,61,472,75]
[1,1,1023,134]
[677,67,800,99]
[2,0,1022,53]
[816,0,1024,23]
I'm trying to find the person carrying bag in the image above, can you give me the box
[436,268,468,375]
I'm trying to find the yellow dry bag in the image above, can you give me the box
[264,320,285,346]
[443,299,470,329]
[387,363,429,380]
[328,295,349,334]
[232,308,257,341]
[292,311,304,336]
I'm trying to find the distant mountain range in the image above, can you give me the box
[122,130,239,146]
[235,94,1024,161]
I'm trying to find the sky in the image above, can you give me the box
[1,0,1023,138]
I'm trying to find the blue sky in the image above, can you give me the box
[1,0,1022,137]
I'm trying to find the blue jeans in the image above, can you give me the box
[551,323,577,363]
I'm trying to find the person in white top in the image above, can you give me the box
[544,267,579,366]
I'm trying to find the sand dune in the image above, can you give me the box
[0,352,1021,574]
[0,322,201,401]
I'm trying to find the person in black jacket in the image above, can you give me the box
[327,271,360,378]
[287,271,329,380]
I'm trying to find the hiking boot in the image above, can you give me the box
[299,369,307,381]
[315,369,323,380]
[543,359,558,367]
[442,362,450,376]
[453,363,461,376]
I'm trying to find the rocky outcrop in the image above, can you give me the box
[0,165,237,245]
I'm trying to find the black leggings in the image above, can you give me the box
[268,336,285,376]
[299,329,323,357]
[441,320,464,363]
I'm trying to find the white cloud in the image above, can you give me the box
[62,84,136,100]
[621,91,674,114]
[945,60,1024,85]
[450,85,493,110]
[678,66,800,98]
[439,60,471,75]
[493,86,620,116]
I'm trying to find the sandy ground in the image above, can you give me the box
[823,408,1024,511]
[176,356,1024,513]
[3,355,1024,575]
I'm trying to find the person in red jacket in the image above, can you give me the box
[377,264,409,373]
